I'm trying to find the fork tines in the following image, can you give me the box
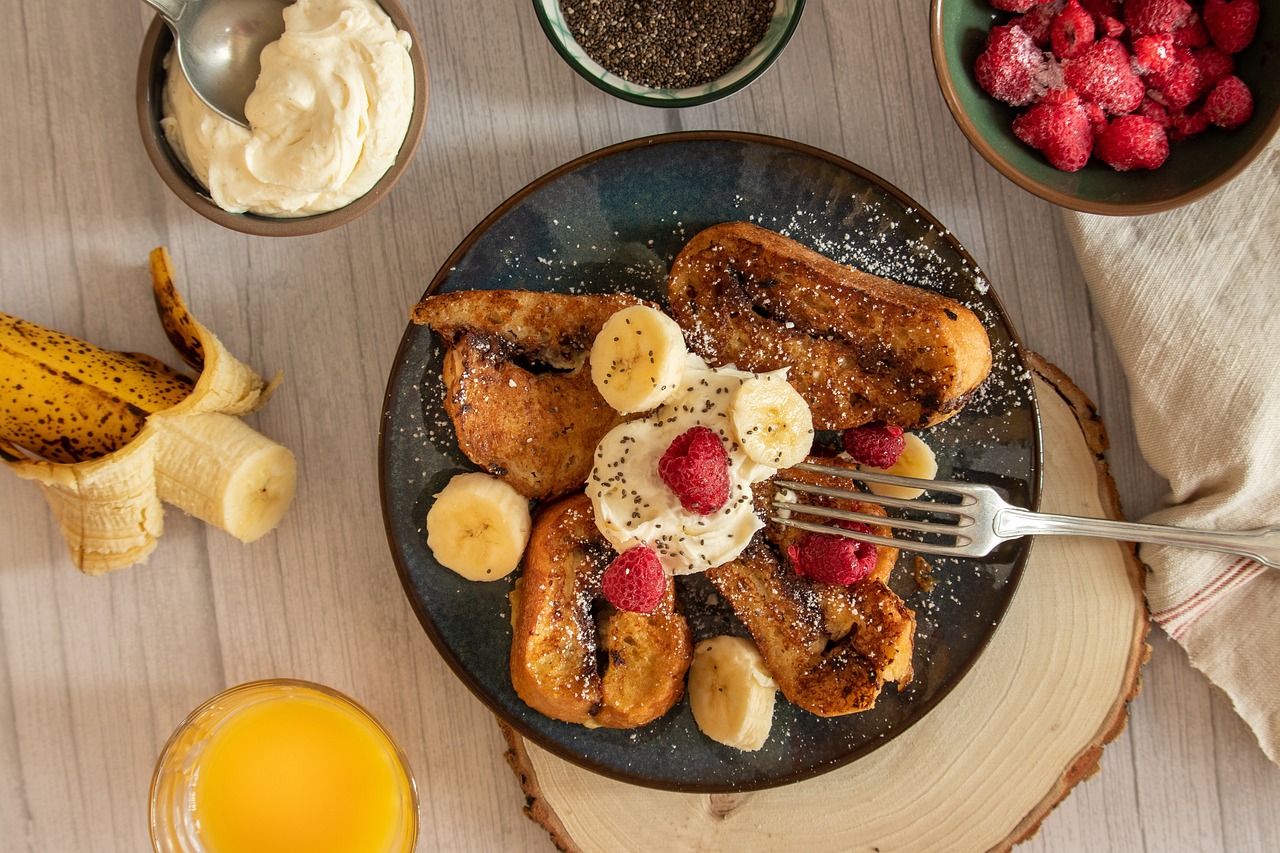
[770,462,976,555]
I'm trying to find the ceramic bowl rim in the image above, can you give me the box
[531,0,807,108]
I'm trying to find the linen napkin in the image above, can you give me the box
[1062,134,1280,764]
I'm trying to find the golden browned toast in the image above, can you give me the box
[707,457,915,716]
[413,290,644,500]
[509,493,692,729]
[668,222,992,430]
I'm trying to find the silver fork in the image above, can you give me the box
[772,462,1280,568]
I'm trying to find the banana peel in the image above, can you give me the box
[1,248,295,575]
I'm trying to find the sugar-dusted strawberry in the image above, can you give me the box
[1203,0,1260,54]
[601,546,667,613]
[1169,107,1211,141]
[1013,87,1095,171]
[1145,44,1203,111]
[842,422,906,469]
[1203,75,1254,129]
[1051,0,1097,58]
[1125,0,1193,36]
[1063,37,1145,114]
[658,425,731,514]
[1194,45,1235,89]
[786,521,878,587]
[975,23,1052,106]
[1137,96,1173,129]
[1095,115,1170,170]
[1132,33,1177,72]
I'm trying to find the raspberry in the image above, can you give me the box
[1194,45,1235,89]
[1051,0,1097,59]
[601,546,666,613]
[1095,115,1170,170]
[1132,33,1176,72]
[658,425,730,514]
[975,24,1051,106]
[990,0,1040,12]
[1203,75,1254,129]
[1125,0,1193,36]
[786,522,878,586]
[1137,96,1173,129]
[1014,2,1062,47]
[1097,14,1127,38]
[1084,100,1108,135]
[1145,45,1203,111]
[1203,0,1260,54]
[1173,16,1211,48]
[842,422,906,469]
[1013,87,1095,171]
[1063,37,1145,114]
[1169,107,1211,141]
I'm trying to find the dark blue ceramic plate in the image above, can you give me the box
[380,132,1042,792]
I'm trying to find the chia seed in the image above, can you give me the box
[560,0,775,90]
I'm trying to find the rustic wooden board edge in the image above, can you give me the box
[497,355,1151,853]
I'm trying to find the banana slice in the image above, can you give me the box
[589,305,687,414]
[729,374,814,468]
[152,412,297,543]
[426,472,531,581]
[862,432,938,499]
[687,635,778,752]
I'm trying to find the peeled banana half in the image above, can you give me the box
[0,248,295,575]
[688,635,778,751]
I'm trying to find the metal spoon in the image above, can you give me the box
[142,0,290,128]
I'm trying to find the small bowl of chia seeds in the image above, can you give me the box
[534,0,806,107]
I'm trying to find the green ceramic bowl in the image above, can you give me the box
[533,0,805,107]
[931,0,1280,215]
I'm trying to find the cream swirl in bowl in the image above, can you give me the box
[160,0,414,217]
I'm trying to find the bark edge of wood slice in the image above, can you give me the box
[499,354,1150,853]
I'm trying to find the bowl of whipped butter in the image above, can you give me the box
[137,0,428,236]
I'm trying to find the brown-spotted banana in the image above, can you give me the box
[0,248,295,574]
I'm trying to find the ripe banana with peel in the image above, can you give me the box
[0,248,295,574]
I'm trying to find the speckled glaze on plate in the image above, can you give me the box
[379,131,1042,792]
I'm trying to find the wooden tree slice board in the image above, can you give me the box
[499,355,1149,852]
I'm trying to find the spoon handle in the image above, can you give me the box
[141,0,192,24]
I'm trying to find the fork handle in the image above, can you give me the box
[994,507,1280,569]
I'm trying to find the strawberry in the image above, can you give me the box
[1125,0,1193,36]
[1095,115,1170,170]
[975,24,1052,106]
[1013,88,1095,171]
[1203,0,1260,54]
[1051,0,1097,59]
[1063,37,1145,114]
[842,422,906,469]
[658,425,730,514]
[1203,75,1254,129]
[786,522,878,586]
[601,546,667,613]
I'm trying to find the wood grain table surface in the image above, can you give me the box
[2,2,1276,850]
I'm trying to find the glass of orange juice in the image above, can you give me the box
[150,679,419,853]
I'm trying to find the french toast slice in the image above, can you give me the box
[413,290,644,500]
[668,221,992,430]
[706,457,915,716]
[510,493,692,729]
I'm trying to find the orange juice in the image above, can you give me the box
[151,680,417,853]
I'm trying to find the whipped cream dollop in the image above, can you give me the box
[586,355,786,576]
[160,0,414,217]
